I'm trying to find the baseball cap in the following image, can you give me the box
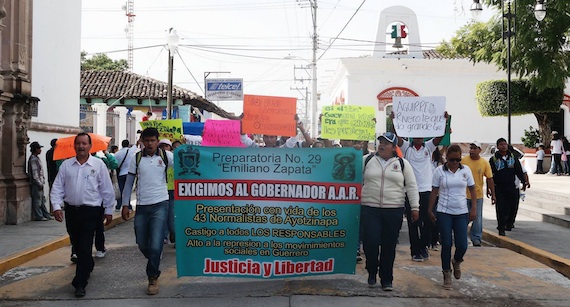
[159,139,172,147]
[378,132,397,146]
[469,141,481,149]
[30,141,43,150]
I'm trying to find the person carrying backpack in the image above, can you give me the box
[361,132,419,291]
[121,128,173,295]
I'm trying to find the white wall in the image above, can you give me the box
[31,0,81,128]
[323,56,544,145]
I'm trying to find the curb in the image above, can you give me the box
[0,214,133,276]
[482,229,570,279]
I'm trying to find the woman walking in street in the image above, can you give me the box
[361,132,420,291]
[428,144,477,290]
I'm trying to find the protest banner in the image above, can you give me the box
[140,119,185,143]
[320,105,376,140]
[242,95,297,137]
[201,119,244,147]
[173,146,362,278]
[392,96,446,138]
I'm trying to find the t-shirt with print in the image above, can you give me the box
[400,139,437,192]
[461,156,493,199]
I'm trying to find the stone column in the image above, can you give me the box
[91,103,107,136]
[114,106,129,144]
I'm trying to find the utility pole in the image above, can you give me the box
[297,0,318,137]
[290,86,309,126]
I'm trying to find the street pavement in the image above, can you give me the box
[0,172,569,306]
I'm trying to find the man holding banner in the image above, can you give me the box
[390,97,449,262]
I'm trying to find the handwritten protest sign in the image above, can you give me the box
[140,119,185,143]
[320,105,375,140]
[392,96,446,138]
[201,119,244,147]
[174,146,362,278]
[242,95,297,136]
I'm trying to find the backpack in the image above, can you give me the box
[135,148,169,183]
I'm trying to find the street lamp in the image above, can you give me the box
[166,28,179,119]
[471,0,546,144]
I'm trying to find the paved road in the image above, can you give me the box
[1,218,569,306]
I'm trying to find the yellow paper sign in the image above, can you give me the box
[139,119,185,143]
[320,105,376,141]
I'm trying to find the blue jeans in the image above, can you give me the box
[468,198,483,243]
[361,205,404,286]
[437,212,469,271]
[134,201,168,278]
[31,184,50,220]
[163,190,175,241]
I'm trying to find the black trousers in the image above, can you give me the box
[405,191,432,255]
[65,204,101,289]
[494,186,518,231]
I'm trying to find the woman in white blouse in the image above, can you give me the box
[428,144,476,290]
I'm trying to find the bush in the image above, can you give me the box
[521,126,541,148]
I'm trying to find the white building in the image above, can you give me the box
[322,6,570,146]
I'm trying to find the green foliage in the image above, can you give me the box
[476,79,563,116]
[437,0,570,93]
[521,126,541,148]
[81,51,128,71]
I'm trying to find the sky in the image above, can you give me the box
[81,0,495,115]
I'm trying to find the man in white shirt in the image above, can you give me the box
[113,139,136,211]
[50,132,116,298]
[121,127,174,296]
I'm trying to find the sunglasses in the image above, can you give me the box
[448,158,462,163]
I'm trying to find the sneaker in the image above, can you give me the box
[412,254,424,262]
[420,249,430,260]
[70,254,78,263]
[356,252,363,263]
[452,258,462,279]
[498,230,506,236]
[431,244,439,251]
[163,238,168,244]
[367,274,377,287]
[381,283,393,291]
[95,250,106,258]
[472,240,481,247]
[147,277,159,295]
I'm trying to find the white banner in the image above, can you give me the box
[392,96,446,138]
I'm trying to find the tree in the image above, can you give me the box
[476,79,563,145]
[437,0,570,144]
[438,0,570,93]
[80,51,128,71]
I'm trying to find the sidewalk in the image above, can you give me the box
[1,173,569,278]
[0,210,130,275]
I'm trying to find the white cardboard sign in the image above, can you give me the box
[392,96,446,138]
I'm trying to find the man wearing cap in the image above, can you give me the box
[461,141,496,246]
[28,141,52,221]
[395,112,448,262]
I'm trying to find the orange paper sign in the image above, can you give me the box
[242,94,297,136]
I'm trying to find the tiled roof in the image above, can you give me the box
[80,70,237,119]
[388,49,463,60]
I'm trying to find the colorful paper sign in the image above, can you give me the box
[392,96,446,138]
[173,146,362,278]
[242,95,297,137]
[140,119,185,143]
[320,105,376,141]
[201,119,244,147]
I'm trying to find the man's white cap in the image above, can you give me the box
[552,131,558,135]
[469,141,481,149]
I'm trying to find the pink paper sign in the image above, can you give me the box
[201,119,244,147]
